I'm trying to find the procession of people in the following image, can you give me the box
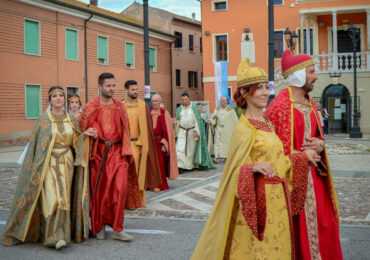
[2,50,343,259]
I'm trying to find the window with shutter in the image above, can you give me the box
[149,48,156,71]
[25,84,41,119]
[65,28,78,60]
[125,42,135,68]
[24,19,40,55]
[97,36,108,65]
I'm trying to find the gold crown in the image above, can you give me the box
[237,58,268,87]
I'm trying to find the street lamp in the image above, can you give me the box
[348,24,362,138]
[283,28,298,53]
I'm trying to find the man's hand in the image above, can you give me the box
[83,127,98,139]
[205,120,212,125]
[301,137,319,153]
[171,118,177,125]
[193,131,199,139]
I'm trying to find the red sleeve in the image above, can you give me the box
[289,152,309,215]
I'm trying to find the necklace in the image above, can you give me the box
[52,112,67,133]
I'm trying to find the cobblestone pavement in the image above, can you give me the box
[1,163,369,226]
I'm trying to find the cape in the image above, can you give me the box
[175,103,215,170]
[80,97,141,209]
[162,108,179,179]
[265,87,339,222]
[122,99,162,190]
[2,112,89,245]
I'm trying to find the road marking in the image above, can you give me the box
[0,221,6,225]
[365,212,370,221]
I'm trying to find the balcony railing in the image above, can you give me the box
[313,51,370,73]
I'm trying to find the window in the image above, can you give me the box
[65,28,78,60]
[213,1,227,11]
[25,84,41,119]
[188,71,198,88]
[125,42,135,68]
[273,31,284,58]
[174,31,183,48]
[201,72,204,88]
[189,35,194,52]
[200,37,202,53]
[273,0,283,5]
[24,19,40,55]
[67,86,80,97]
[298,29,314,55]
[176,69,181,87]
[215,35,228,61]
[149,47,156,71]
[97,36,108,65]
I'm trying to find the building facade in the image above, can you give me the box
[201,0,370,133]
[0,0,174,143]
[122,2,203,114]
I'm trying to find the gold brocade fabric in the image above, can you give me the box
[227,127,293,259]
[124,102,145,205]
[40,116,75,247]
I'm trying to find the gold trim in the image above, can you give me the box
[237,75,268,87]
[282,59,314,79]
[48,88,64,97]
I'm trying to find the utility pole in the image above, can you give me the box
[143,0,150,102]
[268,0,275,102]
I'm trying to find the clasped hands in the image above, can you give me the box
[252,148,321,178]
[83,127,98,139]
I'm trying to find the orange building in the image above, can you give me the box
[201,0,370,134]
[0,0,174,144]
[122,2,204,114]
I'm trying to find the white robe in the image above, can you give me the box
[176,103,200,170]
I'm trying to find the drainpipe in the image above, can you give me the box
[84,14,93,103]
[170,40,175,115]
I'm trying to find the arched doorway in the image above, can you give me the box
[322,84,350,134]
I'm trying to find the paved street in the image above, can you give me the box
[0,134,370,258]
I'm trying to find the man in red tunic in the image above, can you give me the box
[265,50,343,260]
[79,73,141,242]
[150,94,179,191]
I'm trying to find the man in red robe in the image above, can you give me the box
[265,50,343,260]
[79,73,141,242]
[150,94,179,191]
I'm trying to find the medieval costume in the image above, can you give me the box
[79,97,141,236]
[175,102,215,170]
[2,111,89,247]
[150,107,179,191]
[123,99,161,205]
[207,102,238,160]
[192,59,310,260]
[265,50,342,260]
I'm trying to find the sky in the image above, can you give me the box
[80,0,202,20]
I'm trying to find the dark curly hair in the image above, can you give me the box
[48,86,65,102]
[233,84,259,109]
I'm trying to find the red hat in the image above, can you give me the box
[281,50,314,79]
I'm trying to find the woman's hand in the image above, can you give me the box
[303,149,321,166]
[252,162,274,177]
[83,127,98,139]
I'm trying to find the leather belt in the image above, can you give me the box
[130,138,138,142]
[95,139,121,193]
[51,144,71,197]
[180,126,195,156]
[154,135,162,139]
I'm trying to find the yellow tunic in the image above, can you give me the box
[227,125,293,259]
[192,115,295,260]
[40,113,77,247]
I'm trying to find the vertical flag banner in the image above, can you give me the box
[144,85,150,99]
[214,61,231,107]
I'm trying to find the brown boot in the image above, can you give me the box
[212,158,219,164]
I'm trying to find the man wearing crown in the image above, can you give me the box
[265,50,343,260]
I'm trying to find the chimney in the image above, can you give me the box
[192,13,196,21]
[90,0,98,6]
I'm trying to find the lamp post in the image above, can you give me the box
[348,24,362,138]
[283,28,298,53]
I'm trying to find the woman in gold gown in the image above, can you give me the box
[192,59,320,260]
[2,86,96,250]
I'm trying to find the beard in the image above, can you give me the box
[128,93,137,99]
[302,81,314,93]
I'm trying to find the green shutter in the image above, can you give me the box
[126,42,134,65]
[98,36,107,60]
[26,85,40,118]
[149,48,155,67]
[66,29,77,60]
[24,19,40,55]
